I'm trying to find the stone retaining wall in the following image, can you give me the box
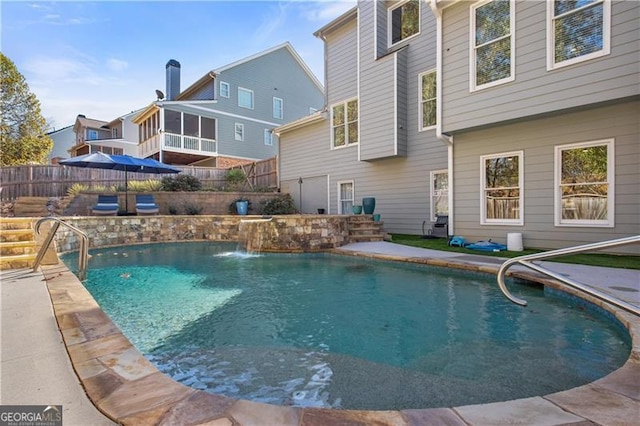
[53,215,349,254]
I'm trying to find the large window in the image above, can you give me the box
[238,87,254,109]
[331,99,358,148]
[338,181,354,215]
[220,81,230,98]
[164,110,216,140]
[471,0,514,90]
[555,139,614,227]
[388,0,420,46]
[234,123,244,141]
[263,129,273,146]
[87,130,98,141]
[481,151,523,225]
[419,70,437,130]
[273,97,283,119]
[548,0,610,69]
[430,170,448,221]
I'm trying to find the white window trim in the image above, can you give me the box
[430,169,448,222]
[480,150,524,226]
[546,0,611,71]
[263,129,273,146]
[238,87,254,110]
[337,180,355,215]
[470,0,516,92]
[554,139,614,227]
[387,0,421,48]
[330,97,359,150]
[273,97,283,119]
[219,81,230,98]
[234,123,244,141]
[418,69,437,132]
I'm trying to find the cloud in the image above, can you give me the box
[254,1,292,41]
[107,58,129,72]
[299,0,356,22]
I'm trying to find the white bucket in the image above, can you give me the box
[507,233,523,251]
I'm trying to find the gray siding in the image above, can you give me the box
[326,19,358,105]
[442,0,640,132]
[453,100,639,254]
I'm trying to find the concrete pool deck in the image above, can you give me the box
[1,241,638,425]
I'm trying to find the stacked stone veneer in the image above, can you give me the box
[53,215,350,254]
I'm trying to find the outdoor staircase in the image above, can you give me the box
[12,196,71,217]
[0,218,37,270]
[347,215,385,243]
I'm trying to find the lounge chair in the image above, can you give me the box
[92,195,119,216]
[421,215,449,239]
[135,194,159,215]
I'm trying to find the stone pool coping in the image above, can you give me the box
[41,249,639,425]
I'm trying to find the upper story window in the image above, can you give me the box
[238,87,254,109]
[87,130,98,141]
[555,139,614,227]
[547,0,610,70]
[331,99,358,148]
[163,110,216,140]
[481,151,523,225]
[111,128,118,138]
[264,129,273,146]
[419,70,437,130]
[220,81,230,98]
[388,0,420,47]
[234,123,244,141]
[273,97,283,119]
[471,0,515,91]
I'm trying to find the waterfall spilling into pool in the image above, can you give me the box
[66,242,631,411]
[238,217,274,254]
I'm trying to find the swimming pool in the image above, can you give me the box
[65,242,631,410]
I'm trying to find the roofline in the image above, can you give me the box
[132,103,160,124]
[313,6,358,39]
[106,107,147,126]
[46,124,74,135]
[176,71,217,101]
[273,110,326,135]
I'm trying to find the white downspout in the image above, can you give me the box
[429,0,454,235]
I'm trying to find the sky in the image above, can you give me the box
[1,0,356,131]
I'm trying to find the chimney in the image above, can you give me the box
[166,59,181,101]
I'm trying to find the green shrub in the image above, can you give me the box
[167,205,179,215]
[161,174,202,191]
[260,195,297,215]
[183,203,203,215]
[225,168,247,190]
[67,184,89,197]
[128,179,163,192]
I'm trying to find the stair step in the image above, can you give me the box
[0,253,37,270]
[0,229,34,242]
[0,241,37,256]
[0,218,34,230]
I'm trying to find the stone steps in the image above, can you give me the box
[12,196,70,217]
[0,218,37,269]
[347,215,385,243]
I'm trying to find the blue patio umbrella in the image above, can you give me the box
[60,152,180,211]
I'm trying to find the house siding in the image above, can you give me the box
[326,19,358,105]
[452,100,639,254]
[442,0,640,132]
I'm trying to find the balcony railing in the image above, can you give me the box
[139,133,217,158]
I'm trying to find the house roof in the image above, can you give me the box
[176,72,217,101]
[73,116,108,133]
[105,107,146,127]
[314,6,357,39]
[273,109,326,135]
[46,124,74,136]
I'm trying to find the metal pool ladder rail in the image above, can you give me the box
[32,217,89,281]
[497,235,640,316]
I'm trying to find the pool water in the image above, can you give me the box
[65,242,631,410]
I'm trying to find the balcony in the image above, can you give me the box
[140,132,217,158]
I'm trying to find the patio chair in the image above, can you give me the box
[135,194,159,215]
[92,195,119,216]
[422,215,449,239]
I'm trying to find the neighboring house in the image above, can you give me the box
[47,124,74,164]
[133,42,324,167]
[69,112,140,157]
[277,0,639,252]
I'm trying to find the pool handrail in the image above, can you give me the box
[497,235,640,316]
[33,217,89,281]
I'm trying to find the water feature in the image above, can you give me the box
[238,217,274,253]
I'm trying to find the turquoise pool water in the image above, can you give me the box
[64,242,631,410]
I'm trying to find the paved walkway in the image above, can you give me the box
[0,242,638,425]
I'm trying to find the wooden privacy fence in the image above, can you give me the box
[0,157,278,200]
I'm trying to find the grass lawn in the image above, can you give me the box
[390,234,640,270]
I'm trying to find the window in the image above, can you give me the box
[481,151,523,225]
[263,129,273,146]
[338,181,354,215]
[220,81,230,98]
[234,123,244,141]
[419,70,437,130]
[471,0,514,90]
[555,139,614,227]
[111,128,118,138]
[238,87,254,109]
[183,113,199,137]
[201,117,216,140]
[547,0,610,69]
[331,99,358,148]
[388,0,420,46]
[430,170,448,221]
[87,130,98,141]
[273,97,283,119]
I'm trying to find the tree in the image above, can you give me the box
[0,52,53,166]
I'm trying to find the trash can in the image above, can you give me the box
[507,233,523,251]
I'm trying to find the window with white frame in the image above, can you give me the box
[419,70,437,130]
[238,87,254,109]
[338,181,354,215]
[555,139,614,227]
[234,123,244,141]
[220,81,230,98]
[273,97,283,119]
[87,130,98,140]
[263,129,273,146]
[548,0,610,70]
[331,99,358,148]
[388,0,420,46]
[481,151,523,225]
[471,0,514,90]
[430,170,448,221]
